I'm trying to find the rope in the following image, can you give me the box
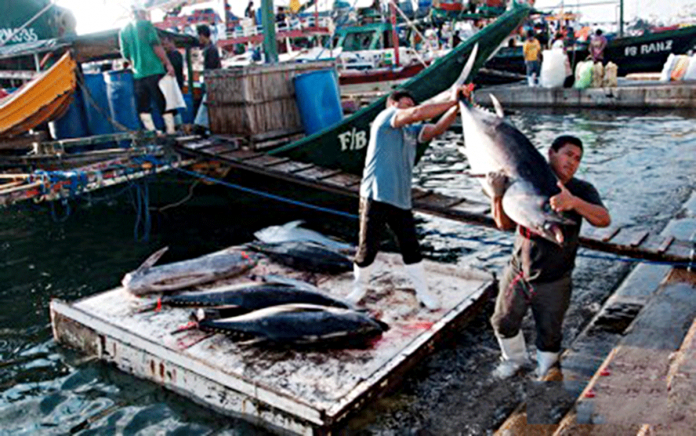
[131,180,151,242]
[133,156,359,220]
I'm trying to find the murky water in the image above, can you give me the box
[1,109,695,435]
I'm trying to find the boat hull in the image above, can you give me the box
[485,26,696,77]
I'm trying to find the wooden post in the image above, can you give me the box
[261,0,278,63]
[185,47,194,99]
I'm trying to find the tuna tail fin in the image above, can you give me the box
[489,94,505,118]
[135,246,169,273]
[283,220,305,229]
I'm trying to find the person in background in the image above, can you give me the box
[161,36,185,129]
[193,24,221,133]
[488,135,611,382]
[197,24,221,71]
[452,30,462,47]
[245,0,255,25]
[119,5,176,134]
[162,36,184,89]
[590,29,608,64]
[523,30,542,87]
[347,85,471,311]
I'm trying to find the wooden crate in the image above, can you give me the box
[206,61,336,139]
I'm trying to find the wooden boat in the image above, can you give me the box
[485,25,696,77]
[0,51,77,138]
[267,5,531,175]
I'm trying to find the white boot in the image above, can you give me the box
[404,262,439,310]
[492,331,530,379]
[139,113,157,131]
[346,263,371,303]
[163,113,177,135]
[536,350,561,380]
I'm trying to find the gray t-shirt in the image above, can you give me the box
[359,107,423,210]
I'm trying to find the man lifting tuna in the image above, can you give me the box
[348,85,471,310]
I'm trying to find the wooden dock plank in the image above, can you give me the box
[241,155,292,167]
[218,149,264,161]
[171,139,695,265]
[50,249,494,435]
[293,167,343,181]
[321,173,362,189]
[270,161,317,174]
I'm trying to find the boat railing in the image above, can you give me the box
[226,16,333,40]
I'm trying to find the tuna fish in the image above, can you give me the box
[457,94,574,244]
[254,220,354,253]
[142,281,355,316]
[249,241,353,274]
[196,303,389,347]
[122,247,258,295]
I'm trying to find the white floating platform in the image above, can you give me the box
[50,247,494,435]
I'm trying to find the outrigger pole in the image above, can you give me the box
[261,0,279,63]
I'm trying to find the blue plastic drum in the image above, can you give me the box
[49,92,88,139]
[81,73,114,136]
[293,69,343,135]
[104,70,141,132]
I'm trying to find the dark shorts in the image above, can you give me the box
[525,60,541,77]
[134,74,166,115]
[354,197,422,267]
[490,264,572,353]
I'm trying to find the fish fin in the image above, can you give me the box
[454,43,479,87]
[283,220,305,229]
[136,247,169,273]
[489,94,505,118]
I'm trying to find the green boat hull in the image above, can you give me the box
[269,5,531,175]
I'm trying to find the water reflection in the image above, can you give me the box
[1,108,695,434]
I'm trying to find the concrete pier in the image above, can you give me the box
[475,80,696,109]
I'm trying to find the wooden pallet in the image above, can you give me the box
[174,136,696,266]
[51,250,496,435]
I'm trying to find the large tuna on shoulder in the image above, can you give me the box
[458,96,574,244]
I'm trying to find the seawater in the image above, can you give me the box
[1,109,695,435]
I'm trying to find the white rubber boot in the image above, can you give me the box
[139,113,156,131]
[492,331,530,379]
[536,350,561,381]
[163,113,176,135]
[346,263,371,303]
[404,262,439,310]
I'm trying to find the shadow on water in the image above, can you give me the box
[0,108,695,434]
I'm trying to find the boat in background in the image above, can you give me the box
[268,5,531,175]
[485,25,696,77]
[0,52,76,138]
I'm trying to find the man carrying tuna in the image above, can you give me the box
[488,135,611,381]
[347,86,470,310]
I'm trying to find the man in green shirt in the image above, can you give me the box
[119,6,176,134]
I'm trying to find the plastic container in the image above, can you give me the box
[293,69,343,135]
[104,70,141,132]
[81,73,114,136]
[574,61,593,89]
[539,49,566,88]
[49,92,88,139]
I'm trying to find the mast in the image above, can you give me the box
[619,0,624,37]
[390,0,400,66]
[261,0,278,63]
